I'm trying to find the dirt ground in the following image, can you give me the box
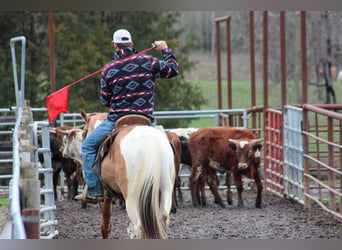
[0,205,9,233]
[54,189,342,239]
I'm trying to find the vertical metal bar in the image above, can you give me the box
[263,11,269,110]
[280,11,287,107]
[327,116,336,211]
[49,11,57,127]
[226,17,232,110]
[263,11,269,189]
[300,12,310,209]
[11,107,27,239]
[10,36,26,108]
[301,11,308,104]
[49,11,56,94]
[249,11,257,129]
[19,38,26,108]
[216,20,222,110]
[315,113,322,200]
[340,120,342,214]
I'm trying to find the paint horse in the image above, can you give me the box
[82,110,175,239]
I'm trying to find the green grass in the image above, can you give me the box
[189,79,342,109]
[187,80,262,127]
[187,79,342,128]
[311,199,341,205]
[0,197,9,207]
[189,80,263,110]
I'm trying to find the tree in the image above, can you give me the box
[0,12,48,109]
[0,11,207,127]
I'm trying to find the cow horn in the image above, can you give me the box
[49,128,57,133]
[58,129,82,134]
[228,139,239,144]
[58,130,71,135]
[249,138,263,145]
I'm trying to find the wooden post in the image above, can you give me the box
[19,100,40,239]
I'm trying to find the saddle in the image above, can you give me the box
[94,114,152,168]
[93,114,152,198]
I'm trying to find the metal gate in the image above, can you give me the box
[264,108,284,197]
[33,121,58,239]
[283,105,304,204]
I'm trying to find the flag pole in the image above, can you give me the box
[46,46,156,122]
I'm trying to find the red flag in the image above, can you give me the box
[46,87,70,122]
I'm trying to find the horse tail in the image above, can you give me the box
[137,149,167,239]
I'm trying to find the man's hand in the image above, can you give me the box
[153,41,168,51]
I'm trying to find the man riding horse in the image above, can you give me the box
[75,28,179,203]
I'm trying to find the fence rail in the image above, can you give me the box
[8,107,26,238]
[58,108,249,129]
[302,104,342,220]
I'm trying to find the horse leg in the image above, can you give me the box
[170,184,177,214]
[159,177,174,239]
[100,190,113,239]
[254,171,263,208]
[233,173,244,207]
[80,184,88,209]
[226,172,233,205]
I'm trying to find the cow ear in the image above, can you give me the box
[253,143,262,151]
[70,130,76,137]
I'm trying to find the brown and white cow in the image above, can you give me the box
[188,126,263,208]
[60,127,87,207]
[47,126,84,201]
[61,128,83,165]
[227,137,263,208]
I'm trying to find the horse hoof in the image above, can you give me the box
[170,207,177,214]
[81,201,87,209]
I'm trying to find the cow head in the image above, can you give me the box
[228,138,263,171]
[60,128,83,166]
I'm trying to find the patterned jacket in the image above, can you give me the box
[100,47,179,123]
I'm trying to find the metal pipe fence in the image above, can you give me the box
[302,104,342,220]
[9,107,26,238]
[58,109,249,129]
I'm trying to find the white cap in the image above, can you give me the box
[112,29,132,43]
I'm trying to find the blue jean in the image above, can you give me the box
[82,119,115,196]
